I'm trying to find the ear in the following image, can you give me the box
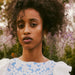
[43,30,48,38]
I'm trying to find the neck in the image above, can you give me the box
[19,43,46,62]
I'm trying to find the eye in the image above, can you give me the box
[18,24,25,29]
[30,23,37,27]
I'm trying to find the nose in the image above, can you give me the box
[23,24,31,35]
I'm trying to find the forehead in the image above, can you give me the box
[17,8,42,21]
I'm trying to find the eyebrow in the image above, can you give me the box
[29,19,38,22]
[16,19,24,24]
[16,18,39,24]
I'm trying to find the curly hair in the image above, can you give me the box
[6,0,64,37]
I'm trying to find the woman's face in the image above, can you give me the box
[16,8,43,50]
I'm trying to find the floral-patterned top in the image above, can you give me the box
[6,58,55,75]
[0,58,72,75]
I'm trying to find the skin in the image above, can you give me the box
[16,8,49,62]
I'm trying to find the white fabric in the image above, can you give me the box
[0,58,10,68]
[0,58,10,75]
[53,61,72,75]
[0,58,72,75]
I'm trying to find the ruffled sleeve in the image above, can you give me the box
[0,58,10,75]
[53,61,72,75]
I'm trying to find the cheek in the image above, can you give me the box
[17,29,22,40]
[38,25,43,34]
[34,25,43,38]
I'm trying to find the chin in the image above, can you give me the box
[23,45,34,50]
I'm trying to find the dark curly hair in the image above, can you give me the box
[6,0,64,37]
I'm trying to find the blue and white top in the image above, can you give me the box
[0,58,72,75]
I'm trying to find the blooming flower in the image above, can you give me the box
[0,27,16,51]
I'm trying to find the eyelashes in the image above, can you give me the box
[17,23,37,29]
[30,23,37,27]
[18,24,25,29]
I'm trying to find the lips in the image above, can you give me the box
[23,37,33,43]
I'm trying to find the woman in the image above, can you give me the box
[0,0,72,75]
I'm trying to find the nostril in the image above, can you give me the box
[24,32,30,35]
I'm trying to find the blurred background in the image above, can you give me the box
[0,0,75,75]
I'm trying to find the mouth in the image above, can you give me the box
[23,37,33,44]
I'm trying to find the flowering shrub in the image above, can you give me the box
[0,1,75,75]
[0,27,16,50]
[53,2,75,56]
[0,0,16,57]
[60,44,75,75]
[0,0,74,56]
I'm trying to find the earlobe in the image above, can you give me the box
[43,30,47,39]
[44,33,47,39]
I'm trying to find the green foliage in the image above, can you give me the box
[42,39,58,61]
[49,44,58,61]
[0,37,74,75]
[0,0,3,12]
[0,51,4,59]
[64,45,72,59]
[0,37,22,59]
[60,45,75,75]
[63,0,69,3]
[0,38,58,62]
[42,45,50,59]
[0,0,3,5]
[0,30,3,36]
